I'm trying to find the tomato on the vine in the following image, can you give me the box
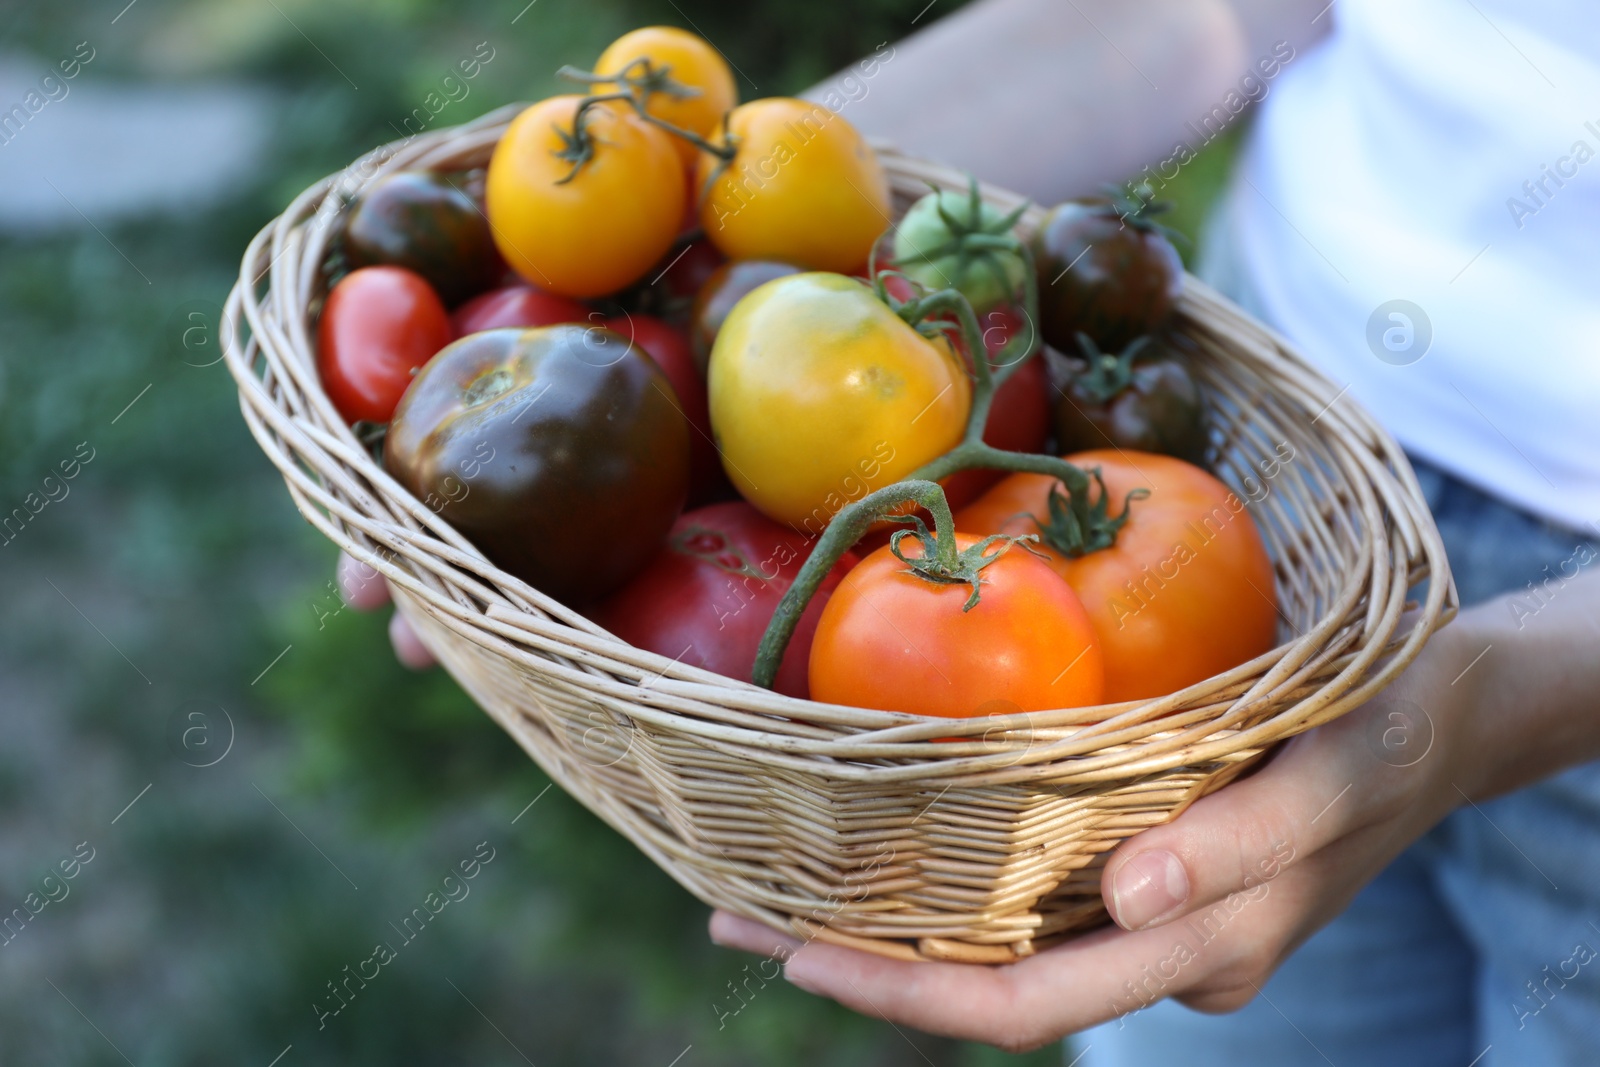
[955,450,1277,702]
[486,96,685,298]
[384,325,689,605]
[591,502,856,698]
[808,533,1104,717]
[1053,332,1209,464]
[594,26,737,170]
[942,304,1051,510]
[451,284,591,338]
[696,99,889,273]
[708,272,970,533]
[318,265,452,424]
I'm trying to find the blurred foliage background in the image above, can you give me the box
[0,1,1236,1062]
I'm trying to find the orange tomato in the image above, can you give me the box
[808,534,1104,717]
[955,450,1279,702]
[595,26,737,169]
[696,98,889,273]
[486,96,685,298]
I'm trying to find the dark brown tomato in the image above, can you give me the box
[1033,197,1183,352]
[1052,332,1209,465]
[344,171,502,306]
[589,502,857,698]
[384,326,690,605]
[688,259,803,376]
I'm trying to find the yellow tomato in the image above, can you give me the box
[595,26,737,169]
[708,272,971,532]
[486,95,685,298]
[696,98,890,273]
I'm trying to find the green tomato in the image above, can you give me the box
[891,188,1027,314]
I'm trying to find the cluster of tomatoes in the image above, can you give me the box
[315,26,1280,720]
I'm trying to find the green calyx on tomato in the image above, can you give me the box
[1032,469,1148,559]
[891,178,1030,315]
[551,58,736,183]
[1055,331,1209,465]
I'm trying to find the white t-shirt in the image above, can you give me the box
[1223,0,1600,532]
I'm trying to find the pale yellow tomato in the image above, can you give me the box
[708,272,971,532]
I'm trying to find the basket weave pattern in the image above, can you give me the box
[225,105,1455,964]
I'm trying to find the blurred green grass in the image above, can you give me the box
[0,1,1238,1062]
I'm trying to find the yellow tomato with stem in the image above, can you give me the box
[486,95,685,298]
[696,98,890,273]
[708,272,971,533]
[594,26,737,169]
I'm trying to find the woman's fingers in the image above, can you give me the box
[709,910,805,958]
[388,610,437,669]
[1101,697,1439,932]
[337,551,390,610]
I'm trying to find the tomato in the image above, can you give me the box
[486,96,686,299]
[384,326,689,605]
[707,272,970,533]
[1033,194,1183,352]
[688,259,801,375]
[808,533,1104,716]
[602,313,727,503]
[590,502,855,698]
[594,26,737,169]
[696,98,890,273]
[954,450,1277,702]
[1053,332,1208,465]
[342,170,501,306]
[623,236,725,323]
[451,284,591,337]
[942,305,1051,510]
[318,266,452,424]
[892,186,1027,315]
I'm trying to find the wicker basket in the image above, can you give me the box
[224,103,1455,964]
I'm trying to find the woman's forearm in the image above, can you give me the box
[1459,561,1600,800]
[806,0,1330,203]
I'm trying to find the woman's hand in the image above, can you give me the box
[709,616,1489,1053]
[335,551,437,669]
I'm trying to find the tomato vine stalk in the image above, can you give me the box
[750,230,1143,689]
[552,59,736,183]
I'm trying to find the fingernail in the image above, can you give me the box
[1110,850,1189,930]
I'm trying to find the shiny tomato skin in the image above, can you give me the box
[954,450,1278,702]
[595,27,737,169]
[696,99,890,273]
[602,314,725,503]
[384,326,690,605]
[318,265,452,424]
[808,533,1104,717]
[708,272,970,533]
[590,502,855,697]
[689,259,802,375]
[342,170,501,306]
[451,284,591,337]
[486,96,686,298]
[1033,199,1184,352]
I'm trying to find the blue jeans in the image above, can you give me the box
[1075,463,1600,1066]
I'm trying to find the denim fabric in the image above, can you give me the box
[1075,460,1600,1067]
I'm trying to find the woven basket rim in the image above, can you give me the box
[221,106,1457,788]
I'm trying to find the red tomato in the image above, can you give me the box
[318,266,452,424]
[604,313,727,505]
[590,502,856,698]
[451,284,591,337]
[808,533,1104,716]
[954,450,1279,702]
[943,305,1051,509]
[653,236,725,305]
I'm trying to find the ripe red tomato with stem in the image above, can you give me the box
[318,265,452,424]
[591,502,857,698]
[451,284,591,338]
